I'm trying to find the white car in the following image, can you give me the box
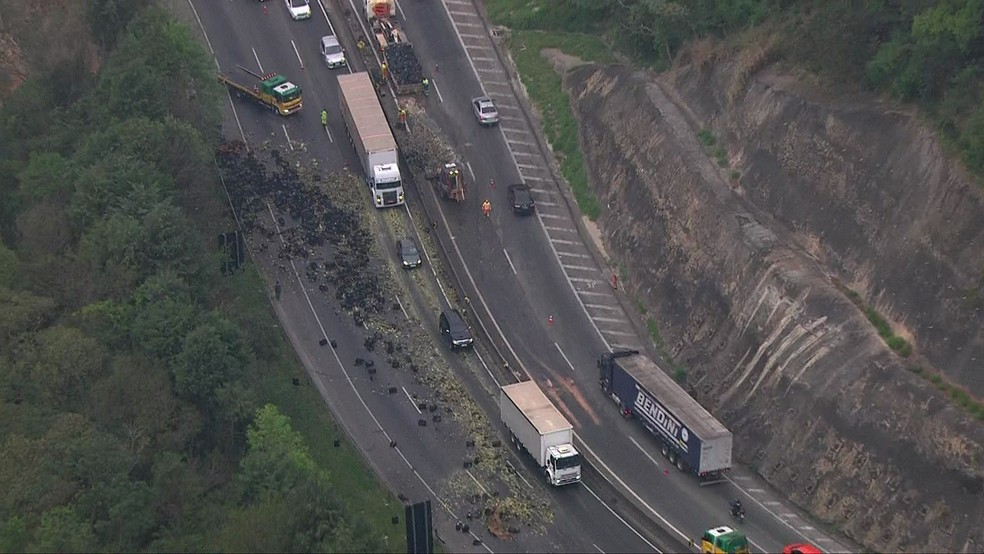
[320,35,347,69]
[285,0,311,20]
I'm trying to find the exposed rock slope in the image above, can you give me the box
[566,62,984,553]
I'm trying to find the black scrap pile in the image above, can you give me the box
[215,140,386,313]
[385,43,423,86]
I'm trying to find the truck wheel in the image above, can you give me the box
[660,444,669,458]
[668,450,677,465]
[676,459,686,472]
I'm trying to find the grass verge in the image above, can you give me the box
[223,256,404,552]
[500,29,616,221]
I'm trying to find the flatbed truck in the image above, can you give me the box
[217,65,302,116]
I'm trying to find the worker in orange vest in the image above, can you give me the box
[482,199,492,218]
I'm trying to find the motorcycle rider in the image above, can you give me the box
[730,499,743,517]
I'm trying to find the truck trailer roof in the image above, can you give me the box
[337,72,396,155]
[501,381,571,435]
[615,353,730,440]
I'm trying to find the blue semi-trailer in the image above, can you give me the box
[598,350,732,485]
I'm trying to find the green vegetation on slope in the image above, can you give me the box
[489,0,984,182]
[0,3,399,552]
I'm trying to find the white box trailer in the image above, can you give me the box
[500,381,581,486]
[337,72,404,208]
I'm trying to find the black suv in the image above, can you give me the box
[507,184,535,215]
[439,309,474,350]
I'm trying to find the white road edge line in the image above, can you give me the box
[727,474,829,552]
[592,543,605,554]
[433,79,445,102]
[466,160,476,182]
[581,482,661,553]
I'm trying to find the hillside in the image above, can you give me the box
[486,0,984,552]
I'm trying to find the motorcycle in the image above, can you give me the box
[731,505,746,524]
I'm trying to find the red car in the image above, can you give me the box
[783,544,823,554]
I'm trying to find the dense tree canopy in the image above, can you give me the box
[537,0,984,176]
[0,3,390,552]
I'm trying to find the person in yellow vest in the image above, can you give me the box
[398,107,407,130]
[381,63,389,80]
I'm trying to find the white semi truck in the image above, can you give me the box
[500,381,582,486]
[337,72,404,208]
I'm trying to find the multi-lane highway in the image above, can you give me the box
[180,0,854,552]
[181,0,674,552]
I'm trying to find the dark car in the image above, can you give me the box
[439,309,474,350]
[397,237,422,269]
[507,184,535,215]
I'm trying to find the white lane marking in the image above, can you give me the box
[290,39,304,70]
[747,488,765,494]
[403,387,421,413]
[324,126,334,142]
[394,294,410,320]
[562,264,598,271]
[466,469,490,496]
[592,316,624,324]
[570,277,603,284]
[511,150,538,157]
[252,47,263,73]
[433,79,445,102]
[537,200,558,207]
[317,0,352,75]
[456,21,483,28]
[603,330,636,337]
[516,163,539,169]
[550,238,578,245]
[555,343,575,373]
[577,439,682,545]
[508,140,536,147]
[578,290,610,297]
[448,9,475,17]
[581,482,661,553]
[545,226,575,232]
[459,33,487,40]
[503,248,517,275]
[477,67,502,74]
[282,125,293,149]
[396,0,406,19]
[539,213,565,220]
[629,436,662,468]
[500,115,524,122]
[472,344,501,389]
[765,501,782,506]
[557,251,591,259]
[466,161,476,182]
[585,303,620,311]
[264,200,494,554]
[472,56,496,62]
[592,544,605,554]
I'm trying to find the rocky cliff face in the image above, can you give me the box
[566,62,984,553]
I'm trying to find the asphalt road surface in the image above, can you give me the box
[180,0,679,552]
[180,0,854,552]
[344,1,855,553]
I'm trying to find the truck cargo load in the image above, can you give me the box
[598,350,732,484]
[337,72,404,208]
[500,381,581,486]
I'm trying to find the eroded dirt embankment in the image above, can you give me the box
[565,62,984,553]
